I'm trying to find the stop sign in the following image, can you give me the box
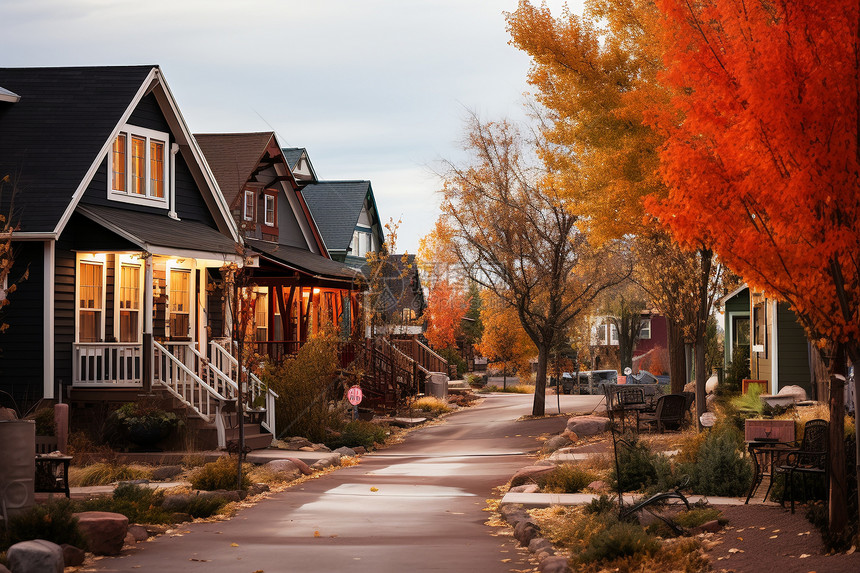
[347,385,363,406]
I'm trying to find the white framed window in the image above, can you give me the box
[640,318,651,340]
[264,193,276,226]
[77,257,106,343]
[169,268,191,339]
[351,228,372,257]
[244,190,255,222]
[609,323,619,345]
[117,262,141,343]
[109,124,169,207]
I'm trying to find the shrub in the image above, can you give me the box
[31,407,56,436]
[721,345,750,395]
[439,347,467,377]
[584,494,617,516]
[579,520,660,564]
[75,483,171,524]
[69,462,153,487]
[673,507,724,529]
[610,435,673,493]
[682,424,752,497]
[1,498,86,552]
[179,495,229,519]
[325,420,388,450]
[190,456,251,491]
[265,332,340,442]
[411,396,451,415]
[536,464,596,494]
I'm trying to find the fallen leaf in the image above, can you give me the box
[728,548,744,554]
[370,487,379,492]
[847,546,856,555]
[252,570,264,573]
[501,559,511,563]
[189,558,211,562]
[313,531,321,538]
[799,554,810,559]
[773,529,780,533]
[759,527,766,530]
[231,543,239,547]
[770,535,778,539]
[736,537,743,541]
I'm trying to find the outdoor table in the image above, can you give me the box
[619,403,654,434]
[745,440,796,504]
[34,454,72,498]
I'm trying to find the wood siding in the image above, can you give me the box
[54,237,76,389]
[0,241,44,406]
[776,302,812,393]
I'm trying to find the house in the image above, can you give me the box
[720,284,751,371]
[362,253,425,336]
[194,133,363,361]
[0,66,272,448]
[590,312,669,373]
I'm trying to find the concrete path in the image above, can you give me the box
[86,393,603,573]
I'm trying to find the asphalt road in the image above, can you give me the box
[89,393,604,573]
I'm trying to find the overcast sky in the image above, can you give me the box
[5,0,581,253]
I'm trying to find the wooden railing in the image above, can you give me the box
[391,338,448,374]
[73,343,143,387]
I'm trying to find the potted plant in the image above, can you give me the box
[114,402,179,449]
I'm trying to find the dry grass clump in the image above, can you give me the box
[68,462,153,487]
[411,396,452,415]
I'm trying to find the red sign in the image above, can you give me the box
[347,385,363,406]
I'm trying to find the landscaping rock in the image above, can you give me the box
[0,565,8,573]
[124,532,137,546]
[144,524,171,536]
[284,457,313,476]
[528,537,553,554]
[161,493,193,512]
[561,430,578,443]
[777,385,808,402]
[248,483,270,496]
[263,459,303,481]
[509,484,540,494]
[510,465,555,487]
[203,489,245,502]
[499,504,528,525]
[353,446,367,455]
[0,406,17,420]
[565,415,609,436]
[74,511,129,555]
[151,465,183,481]
[706,393,717,411]
[170,512,192,523]
[587,480,609,493]
[534,459,556,467]
[705,375,719,394]
[334,446,357,457]
[513,520,540,546]
[539,555,572,573]
[127,525,149,542]
[541,434,572,453]
[60,544,86,567]
[7,540,64,573]
[690,519,723,535]
[276,436,314,450]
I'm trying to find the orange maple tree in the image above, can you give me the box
[424,278,468,351]
[651,0,860,532]
[476,290,536,385]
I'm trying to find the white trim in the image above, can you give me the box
[639,317,651,340]
[75,254,108,343]
[169,143,180,219]
[719,283,748,307]
[54,68,159,237]
[244,190,255,222]
[264,193,276,226]
[166,264,194,340]
[113,257,143,343]
[108,124,170,207]
[43,240,55,399]
[771,300,779,393]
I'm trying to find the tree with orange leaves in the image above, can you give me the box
[651,0,860,534]
[424,278,468,351]
[477,289,536,389]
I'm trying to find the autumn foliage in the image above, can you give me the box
[424,278,467,351]
[477,290,535,375]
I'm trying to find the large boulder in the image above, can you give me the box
[705,375,719,394]
[777,385,808,402]
[566,416,609,437]
[7,539,64,573]
[334,446,357,457]
[510,465,555,487]
[151,465,183,481]
[60,544,86,567]
[540,555,572,573]
[263,459,303,481]
[284,457,313,476]
[74,511,129,555]
[541,434,572,454]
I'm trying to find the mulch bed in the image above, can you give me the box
[704,504,858,572]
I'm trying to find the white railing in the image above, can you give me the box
[73,343,143,387]
[210,338,279,438]
[153,340,231,448]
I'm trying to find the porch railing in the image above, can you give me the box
[153,340,230,447]
[73,343,143,387]
[391,338,448,375]
[210,338,279,437]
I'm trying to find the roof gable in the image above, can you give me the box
[281,147,317,183]
[196,132,275,207]
[301,180,381,252]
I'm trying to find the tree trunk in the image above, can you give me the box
[827,343,848,534]
[850,343,860,533]
[667,321,686,393]
[532,344,548,416]
[695,338,707,427]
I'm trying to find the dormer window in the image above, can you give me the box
[109,125,169,207]
[244,190,255,222]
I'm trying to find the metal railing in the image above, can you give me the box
[73,343,143,387]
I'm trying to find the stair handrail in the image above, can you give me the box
[184,342,239,399]
[210,339,279,438]
[153,340,231,448]
[415,339,448,373]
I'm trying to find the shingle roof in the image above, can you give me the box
[78,204,240,255]
[247,238,362,283]
[281,148,304,171]
[300,181,372,252]
[0,66,154,233]
[195,132,274,206]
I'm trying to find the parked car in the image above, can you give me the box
[558,370,618,395]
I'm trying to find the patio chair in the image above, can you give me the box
[640,394,688,433]
[604,385,647,433]
[775,418,828,513]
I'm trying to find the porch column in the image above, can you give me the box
[143,252,153,392]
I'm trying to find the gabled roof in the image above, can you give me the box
[720,284,749,307]
[195,132,275,206]
[0,66,153,233]
[282,148,304,170]
[281,147,317,182]
[246,238,362,283]
[0,65,237,241]
[300,180,376,253]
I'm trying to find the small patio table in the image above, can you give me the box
[745,440,795,504]
[34,454,72,498]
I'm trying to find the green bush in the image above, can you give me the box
[537,464,596,494]
[439,347,467,377]
[190,456,251,491]
[70,462,153,487]
[584,494,616,515]
[325,420,387,450]
[611,435,674,493]
[721,345,750,395]
[31,407,56,436]
[82,483,172,524]
[181,495,229,519]
[265,332,340,443]
[1,498,86,552]
[579,520,660,564]
[682,424,752,497]
[673,507,724,529]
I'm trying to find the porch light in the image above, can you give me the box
[313,288,321,294]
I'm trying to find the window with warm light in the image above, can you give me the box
[109,124,169,207]
[78,261,103,342]
[169,269,191,339]
[118,264,141,342]
[255,292,268,341]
